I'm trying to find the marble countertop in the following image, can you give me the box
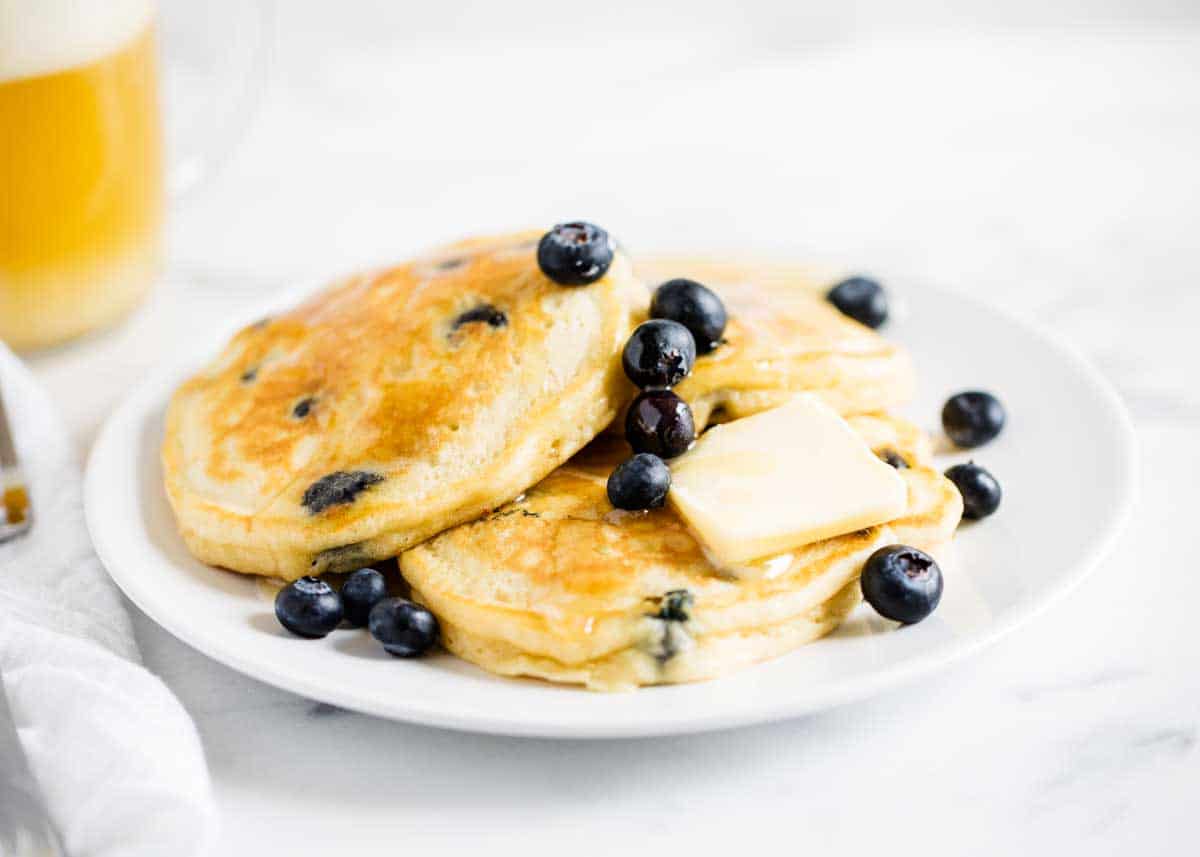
[26,14,1199,855]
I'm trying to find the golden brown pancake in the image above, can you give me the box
[163,231,646,580]
[401,412,962,691]
[635,258,913,427]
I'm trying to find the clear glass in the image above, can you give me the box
[0,0,270,352]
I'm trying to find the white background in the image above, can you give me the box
[26,2,1200,854]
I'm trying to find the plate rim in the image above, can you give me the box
[84,277,1138,738]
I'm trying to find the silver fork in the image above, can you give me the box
[0,387,32,544]
[0,383,64,855]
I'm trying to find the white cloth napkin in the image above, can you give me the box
[0,345,215,856]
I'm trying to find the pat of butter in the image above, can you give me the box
[668,395,907,567]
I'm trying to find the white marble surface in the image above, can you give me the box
[24,8,1200,854]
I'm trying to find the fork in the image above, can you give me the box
[0,386,33,543]
[0,382,64,854]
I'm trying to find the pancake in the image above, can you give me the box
[636,258,834,298]
[635,258,912,427]
[401,412,963,691]
[163,231,647,580]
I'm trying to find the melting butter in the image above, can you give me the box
[700,545,795,581]
[668,394,906,567]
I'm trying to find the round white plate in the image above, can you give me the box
[85,279,1136,738]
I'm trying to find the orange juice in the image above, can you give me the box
[0,1,163,350]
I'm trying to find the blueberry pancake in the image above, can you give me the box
[400,413,962,691]
[635,259,913,427]
[163,231,646,580]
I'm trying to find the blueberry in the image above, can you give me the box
[436,256,467,271]
[655,589,693,622]
[860,545,943,624]
[625,390,696,459]
[340,568,388,627]
[944,462,1002,520]
[650,279,727,354]
[536,222,614,286]
[622,320,696,389]
[368,598,440,657]
[310,541,368,576]
[942,391,1006,448]
[292,397,317,418]
[877,448,909,469]
[826,276,888,328]
[452,303,507,329]
[301,470,384,514]
[607,453,671,510]
[274,576,343,638]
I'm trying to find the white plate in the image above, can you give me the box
[85,279,1136,738]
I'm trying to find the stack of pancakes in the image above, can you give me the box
[164,231,962,690]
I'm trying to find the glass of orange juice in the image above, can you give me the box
[0,0,268,351]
